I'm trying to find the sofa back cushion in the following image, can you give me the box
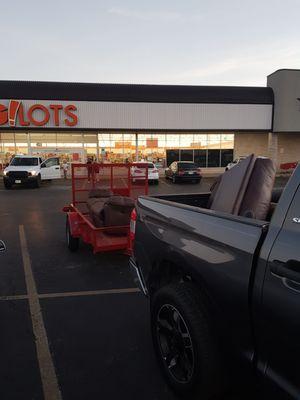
[210,154,256,215]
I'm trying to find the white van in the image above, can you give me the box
[3,155,61,189]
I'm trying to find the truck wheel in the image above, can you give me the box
[35,174,42,188]
[151,283,223,399]
[4,180,12,189]
[66,217,79,252]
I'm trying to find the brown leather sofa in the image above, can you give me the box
[209,154,276,220]
[87,189,134,234]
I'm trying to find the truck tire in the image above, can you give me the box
[66,217,79,252]
[4,180,12,189]
[151,283,223,399]
[35,174,42,188]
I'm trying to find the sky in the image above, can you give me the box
[1,0,300,87]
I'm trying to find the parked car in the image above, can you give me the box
[165,161,202,183]
[131,162,159,184]
[225,156,247,171]
[3,155,61,189]
[129,154,300,399]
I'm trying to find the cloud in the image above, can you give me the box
[161,41,300,86]
[107,7,201,22]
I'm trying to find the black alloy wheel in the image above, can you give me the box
[151,283,224,399]
[156,304,195,384]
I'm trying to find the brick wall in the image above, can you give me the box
[234,133,269,158]
[278,134,300,164]
[234,132,300,168]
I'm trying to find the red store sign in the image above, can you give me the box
[0,100,78,127]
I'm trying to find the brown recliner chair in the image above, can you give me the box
[209,154,276,220]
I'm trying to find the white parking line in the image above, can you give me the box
[19,225,62,400]
[0,288,140,301]
[0,294,28,301]
[38,288,140,299]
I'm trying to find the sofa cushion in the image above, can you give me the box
[87,198,106,227]
[88,188,112,198]
[239,158,276,220]
[210,154,256,215]
[103,196,135,235]
[86,197,102,212]
[209,154,276,221]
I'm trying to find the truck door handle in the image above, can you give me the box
[55,167,60,170]
[270,259,300,284]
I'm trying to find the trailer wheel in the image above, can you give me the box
[66,217,79,252]
[151,282,223,399]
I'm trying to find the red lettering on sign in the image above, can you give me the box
[18,103,30,126]
[0,104,8,125]
[50,104,63,126]
[0,101,78,127]
[28,104,50,126]
[9,100,21,126]
[64,105,78,127]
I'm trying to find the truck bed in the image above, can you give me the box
[134,193,269,362]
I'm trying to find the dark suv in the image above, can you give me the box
[165,161,202,183]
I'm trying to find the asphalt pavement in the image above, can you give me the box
[0,176,287,399]
[0,178,216,400]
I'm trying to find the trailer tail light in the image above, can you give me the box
[130,208,137,241]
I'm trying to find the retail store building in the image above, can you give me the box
[0,69,299,169]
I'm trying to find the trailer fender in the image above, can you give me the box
[67,212,81,236]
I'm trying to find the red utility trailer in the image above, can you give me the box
[63,163,148,254]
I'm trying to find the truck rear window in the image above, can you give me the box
[11,158,38,166]
[178,163,197,169]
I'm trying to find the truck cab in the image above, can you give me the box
[3,155,61,189]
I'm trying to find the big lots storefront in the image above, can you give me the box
[1,69,299,170]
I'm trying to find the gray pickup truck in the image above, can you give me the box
[129,154,300,399]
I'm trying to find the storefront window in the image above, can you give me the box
[194,149,207,167]
[207,149,221,167]
[0,131,234,169]
[180,149,193,161]
[166,149,180,166]
[220,149,234,167]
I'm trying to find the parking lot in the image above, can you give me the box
[1,174,289,400]
[0,177,220,400]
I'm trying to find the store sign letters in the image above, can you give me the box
[0,100,78,127]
